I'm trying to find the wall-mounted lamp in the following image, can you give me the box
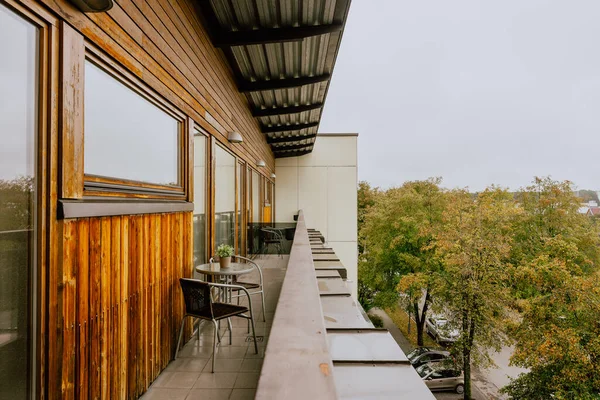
[227,131,243,143]
[68,0,113,12]
[271,173,276,178]
[256,160,266,167]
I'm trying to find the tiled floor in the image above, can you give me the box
[140,255,288,400]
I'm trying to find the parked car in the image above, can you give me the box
[425,316,459,344]
[406,347,450,368]
[416,363,464,394]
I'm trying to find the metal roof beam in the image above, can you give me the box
[274,149,314,158]
[261,121,319,133]
[267,133,317,144]
[271,143,315,152]
[239,74,330,92]
[252,103,324,117]
[215,24,343,47]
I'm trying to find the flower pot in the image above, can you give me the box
[219,256,231,269]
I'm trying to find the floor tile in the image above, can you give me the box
[239,358,263,372]
[192,373,238,389]
[152,372,200,389]
[214,346,248,359]
[234,372,260,389]
[166,357,210,372]
[139,388,190,400]
[203,358,243,373]
[229,388,256,400]
[185,388,232,400]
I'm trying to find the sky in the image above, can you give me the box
[319,0,600,192]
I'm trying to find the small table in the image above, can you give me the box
[195,262,254,303]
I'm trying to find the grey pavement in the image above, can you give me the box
[369,308,490,400]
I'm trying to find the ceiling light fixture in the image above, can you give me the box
[256,160,266,167]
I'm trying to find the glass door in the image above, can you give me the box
[0,3,38,398]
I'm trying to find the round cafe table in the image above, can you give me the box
[195,262,254,303]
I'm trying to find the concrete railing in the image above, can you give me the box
[255,210,338,399]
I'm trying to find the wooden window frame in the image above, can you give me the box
[69,41,189,200]
[1,1,58,399]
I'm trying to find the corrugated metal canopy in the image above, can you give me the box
[195,0,351,158]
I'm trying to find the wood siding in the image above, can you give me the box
[7,0,277,398]
[51,212,193,399]
[41,0,275,173]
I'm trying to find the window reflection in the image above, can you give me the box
[214,145,235,249]
[193,132,206,267]
[84,60,180,186]
[0,4,37,398]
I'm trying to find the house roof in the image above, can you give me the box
[195,0,352,158]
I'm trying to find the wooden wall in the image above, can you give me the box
[40,0,275,172]
[14,0,279,398]
[51,212,192,399]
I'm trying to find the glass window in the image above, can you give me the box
[252,170,260,223]
[0,4,37,398]
[214,145,235,249]
[193,131,206,267]
[236,163,243,254]
[84,60,180,187]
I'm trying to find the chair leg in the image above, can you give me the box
[227,318,233,345]
[175,316,186,359]
[197,318,201,342]
[261,291,267,322]
[211,319,219,373]
[249,306,258,354]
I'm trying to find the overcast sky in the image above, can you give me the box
[319,0,600,192]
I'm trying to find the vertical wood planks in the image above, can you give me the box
[76,219,89,399]
[51,211,190,399]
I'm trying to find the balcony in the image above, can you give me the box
[141,211,433,399]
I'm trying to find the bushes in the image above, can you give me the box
[368,313,384,328]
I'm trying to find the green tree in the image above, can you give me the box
[434,187,520,400]
[503,177,600,399]
[360,178,446,345]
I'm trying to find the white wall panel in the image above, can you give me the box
[275,134,359,299]
[275,166,298,222]
[298,166,329,238]
[327,167,358,242]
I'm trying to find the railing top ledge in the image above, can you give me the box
[255,210,338,400]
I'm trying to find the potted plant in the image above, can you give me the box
[216,244,234,269]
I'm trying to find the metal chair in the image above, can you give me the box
[175,278,258,372]
[207,255,267,323]
[231,255,267,323]
[260,228,284,257]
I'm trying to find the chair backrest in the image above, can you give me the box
[232,255,263,285]
[179,278,213,319]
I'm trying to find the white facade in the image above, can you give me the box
[275,134,359,298]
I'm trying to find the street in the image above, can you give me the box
[369,308,491,400]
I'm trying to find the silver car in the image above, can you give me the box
[416,363,465,394]
[425,316,459,344]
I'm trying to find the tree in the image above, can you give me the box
[360,178,446,345]
[503,177,600,399]
[434,187,520,400]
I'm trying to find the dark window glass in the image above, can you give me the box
[0,4,37,398]
[84,60,180,187]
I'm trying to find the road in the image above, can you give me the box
[369,308,488,400]
[473,345,528,400]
